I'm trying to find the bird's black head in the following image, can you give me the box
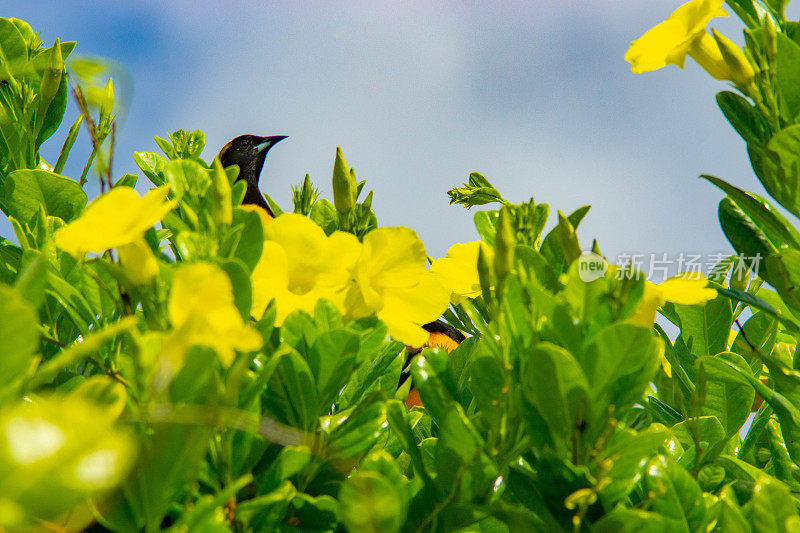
[218,135,287,177]
[217,134,287,215]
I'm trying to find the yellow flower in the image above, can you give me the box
[54,186,176,284]
[346,227,449,347]
[163,263,262,368]
[628,272,717,328]
[116,238,159,285]
[625,0,732,80]
[250,213,361,324]
[55,186,176,256]
[430,241,493,304]
[239,204,273,228]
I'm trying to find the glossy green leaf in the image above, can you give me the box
[748,476,800,533]
[132,151,168,186]
[703,174,800,249]
[522,342,589,451]
[700,352,756,437]
[642,455,706,533]
[0,285,38,394]
[715,92,771,146]
[340,470,405,533]
[4,169,86,224]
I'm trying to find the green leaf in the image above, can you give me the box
[540,204,591,270]
[718,197,775,264]
[748,476,800,533]
[0,18,29,80]
[673,290,733,358]
[275,347,317,430]
[255,445,311,493]
[474,210,499,246]
[642,455,706,533]
[716,287,800,334]
[132,151,168,186]
[327,393,387,460]
[701,356,800,464]
[0,285,38,395]
[584,324,660,409]
[596,426,669,506]
[709,483,750,533]
[703,174,800,249]
[4,169,86,223]
[775,33,800,120]
[231,209,264,271]
[764,249,800,313]
[235,481,296,530]
[217,257,252,321]
[522,342,589,451]
[700,352,756,437]
[715,92,771,146]
[725,0,759,28]
[309,329,360,411]
[758,124,800,217]
[53,115,83,175]
[731,311,778,374]
[340,470,405,533]
[309,198,339,235]
[593,506,674,533]
[14,248,48,308]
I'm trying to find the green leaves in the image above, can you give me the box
[2,169,86,224]
[448,172,507,208]
[641,455,706,533]
[0,285,37,397]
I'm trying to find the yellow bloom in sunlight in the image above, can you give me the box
[625,0,731,79]
[117,238,159,285]
[55,186,177,256]
[628,272,718,328]
[250,213,361,324]
[54,186,176,284]
[346,227,450,348]
[163,263,262,368]
[430,241,493,305]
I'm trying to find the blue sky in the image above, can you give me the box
[5,1,797,269]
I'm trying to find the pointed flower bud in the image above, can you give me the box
[332,147,357,215]
[711,29,754,88]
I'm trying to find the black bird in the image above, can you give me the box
[217,134,287,216]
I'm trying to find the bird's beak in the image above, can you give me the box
[256,135,288,152]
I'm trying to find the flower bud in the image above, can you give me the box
[765,17,778,64]
[493,206,515,283]
[712,29,755,88]
[332,147,356,215]
[211,158,232,226]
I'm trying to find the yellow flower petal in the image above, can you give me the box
[165,263,261,367]
[250,214,361,324]
[430,241,493,305]
[117,238,159,285]
[627,272,717,327]
[251,241,290,320]
[659,272,717,305]
[380,273,451,347]
[54,186,177,256]
[625,0,727,73]
[627,282,666,328]
[347,226,449,346]
[360,227,427,289]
